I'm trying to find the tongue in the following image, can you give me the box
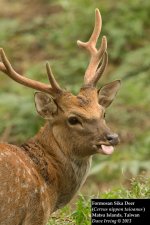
[101,145,114,155]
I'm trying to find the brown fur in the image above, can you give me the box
[0,87,120,225]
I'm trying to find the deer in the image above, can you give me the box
[0,8,121,225]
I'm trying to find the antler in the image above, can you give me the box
[0,48,62,96]
[0,9,107,93]
[77,8,108,87]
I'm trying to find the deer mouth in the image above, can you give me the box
[96,144,114,155]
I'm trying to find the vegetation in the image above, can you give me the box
[48,176,150,224]
[0,0,149,224]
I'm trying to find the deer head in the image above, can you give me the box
[0,9,120,158]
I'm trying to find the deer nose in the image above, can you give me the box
[106,133,119,146]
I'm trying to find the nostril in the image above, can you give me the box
[107,135,113,141]
[106,133,119,145]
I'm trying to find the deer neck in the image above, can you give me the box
[21,122,65,184]
[21,122,92,209]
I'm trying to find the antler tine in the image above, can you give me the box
[0,61,7,74]
[93,51,108,86]
[77,8,107,87]
[77,8,102,54]
[46,62,62,93]
[0,48,62,96]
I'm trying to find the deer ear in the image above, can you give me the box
[98,80,121,108]
[34,92,57,119]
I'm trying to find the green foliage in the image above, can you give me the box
[101,176,150,199]
[71,195,91,225]
[0,93,42,143]
[47,176,150,224]
[47,195,91,224]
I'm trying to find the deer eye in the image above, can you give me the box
[104,113,106,118]
[68,116,80,125]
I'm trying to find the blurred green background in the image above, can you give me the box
[0,0,150,221]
